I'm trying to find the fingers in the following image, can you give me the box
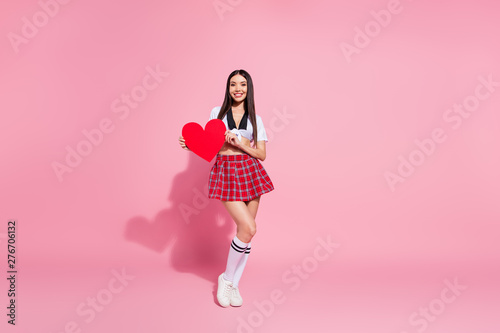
[226,135,238,147]
[178,135,190,150]
[225,132,236,142]
[223,132,240,147]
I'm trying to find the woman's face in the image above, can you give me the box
[229,74,247,103]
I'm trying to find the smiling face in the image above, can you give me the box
[229,74,247,104]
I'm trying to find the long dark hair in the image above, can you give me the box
[217,69,258,146]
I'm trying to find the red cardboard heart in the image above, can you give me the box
[182,119,226,162]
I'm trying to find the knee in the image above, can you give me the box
[239,223,257,243]
[248,224,257,239]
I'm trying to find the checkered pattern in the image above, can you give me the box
[208,153,274,201]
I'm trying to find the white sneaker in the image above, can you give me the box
[230,287,243,307]
[217,273,233,307]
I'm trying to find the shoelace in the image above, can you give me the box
[223,282,233,298]
[232,287,241,299]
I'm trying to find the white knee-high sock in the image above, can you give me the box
[232,242,251,288]
[223,236,248,283]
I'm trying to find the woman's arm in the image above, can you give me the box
[225,131,266,161]
[239,141,266,161]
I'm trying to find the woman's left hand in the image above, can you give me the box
[225,130,240,147]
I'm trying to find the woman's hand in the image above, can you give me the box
[178,136,191,151]
[225,130,241,148]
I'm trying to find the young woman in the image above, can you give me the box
[178,69,274,307]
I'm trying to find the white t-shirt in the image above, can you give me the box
[209,106,268,143]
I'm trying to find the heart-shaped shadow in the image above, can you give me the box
[124,152,234,282]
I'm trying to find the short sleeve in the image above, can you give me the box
[256,115,268,142]
[209,106,221,121]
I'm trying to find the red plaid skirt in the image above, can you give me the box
[208,153,274,201]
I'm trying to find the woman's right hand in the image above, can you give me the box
[178,136,191,151]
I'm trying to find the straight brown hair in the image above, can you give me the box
[217,69,258,147]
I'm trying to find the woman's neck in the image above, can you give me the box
[232,101,245,111]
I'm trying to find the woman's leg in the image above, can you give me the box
[217,200,255,306]
[217,197,262,306]
[229,196,260,290]
[245,196,260,220]
[220,199,256,279]
[222,199,257,243]
[220,199,255,284]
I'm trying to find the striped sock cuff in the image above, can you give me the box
[231,236,248,253]
[231,240,248,253]
[244,241,251,254]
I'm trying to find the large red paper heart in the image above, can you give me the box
[182,119,226,162]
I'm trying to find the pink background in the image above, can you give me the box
[1,0,499,332]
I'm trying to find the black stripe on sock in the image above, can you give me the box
[231,242,246,253]
[231,240,247,251]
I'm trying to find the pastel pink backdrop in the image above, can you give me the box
[1,0,499,332]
